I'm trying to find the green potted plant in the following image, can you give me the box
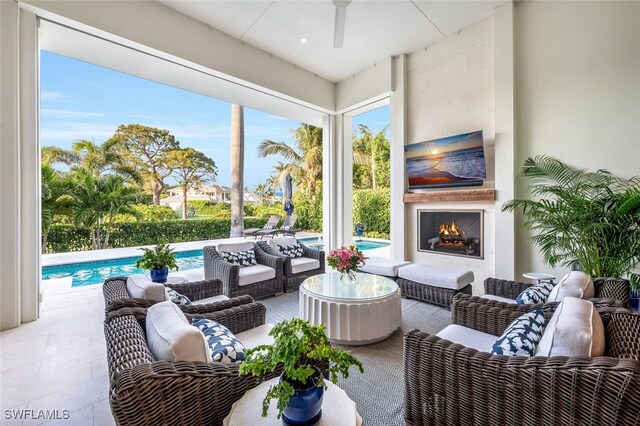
[503,155,640,291]
[239,318,364,424]
[135,243,178,283]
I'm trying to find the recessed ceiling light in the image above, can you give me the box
[300,38,308,43]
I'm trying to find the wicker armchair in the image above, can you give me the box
[203,243,282,299]
[257,238,325,292]
[404,294,640,426]
[484,276,631,307]
[105,297,328,426]
[102,276,226,316]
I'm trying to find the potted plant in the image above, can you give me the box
[327,245,366,283]
[135,243,178,283]
[239,318,364,424]
[354,223,366,238]
[503,155,640,286]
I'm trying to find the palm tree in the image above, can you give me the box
[257,123,323,197]
[230,104,244,237]
[352,124,389,190]
[41,164,74,253]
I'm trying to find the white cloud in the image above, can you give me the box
[40,91,68,102]
[41,109,104,118]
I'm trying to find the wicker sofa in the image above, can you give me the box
[102,276,227,315]
[257,237,325,292]
[105,296,329,426]
[404,294,640,426]
[484,276,631,307]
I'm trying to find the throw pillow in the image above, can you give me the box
[515,281,555,304]
[547,271,594,302]
[281,225,292,231]
[491,309,546,356]
[278,242,304,259]
[264,223,276,230]
[192,318,246,364]
[222,249,257,267]
[165,288,192,305]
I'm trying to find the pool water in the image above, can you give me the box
[42,239,390,287]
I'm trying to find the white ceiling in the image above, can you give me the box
[157,0,506,83]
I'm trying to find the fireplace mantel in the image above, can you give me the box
[403,189,495,203]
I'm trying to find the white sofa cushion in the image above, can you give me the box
[481,294,516,303]
[291,257,320,274]
[126,274,167,302]
[547,271,595,302]
[236,324,275,349]
[145,301,209,363]
[535,297,605,357]
[398,263,474,290]
[192,295,230,305]
[238,264,276,286]
[217,242,255,254]
[359,257,411,277]
[436,325,498,352]
[267,237,297,252]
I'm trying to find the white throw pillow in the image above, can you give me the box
[126,274,167,302]
[145,301,209,363]
[535,297,605,357]
[547,271,594,302]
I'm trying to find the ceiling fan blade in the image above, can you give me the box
[333,0,351,49]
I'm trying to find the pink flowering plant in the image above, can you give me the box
[327,245,366,274]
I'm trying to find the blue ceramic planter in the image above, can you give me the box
[150,268,169,283]
[355,229,363,237]
[281,369,324,426]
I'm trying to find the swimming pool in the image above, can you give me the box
[42,238,390,287]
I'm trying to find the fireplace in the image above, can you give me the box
[418,209,483,259]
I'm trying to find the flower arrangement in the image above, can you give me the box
[327,245,366,278]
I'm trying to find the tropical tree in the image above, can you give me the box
[352,124,390,190]
[230,104,245,237]
[166,148,218,219]
[41,164,74,253]
[257,123,323,197]
[71,169,142,249]
[113,124,180,205]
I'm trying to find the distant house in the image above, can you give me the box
[160,184,231,210]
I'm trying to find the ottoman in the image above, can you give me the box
[397,263,474,309]
[359,257,411,280]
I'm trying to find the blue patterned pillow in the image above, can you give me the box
[192,319,246,364]
[491,309,546,356]
[166,288,192,305]
[515,282,555,304]
[222,249,257,267]
[278,242,304,258]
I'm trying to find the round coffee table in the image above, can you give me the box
[299,272,401,345]
[223,377,362,426]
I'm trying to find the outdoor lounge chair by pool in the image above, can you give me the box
[243,214,281,238]
[256,214,297,239]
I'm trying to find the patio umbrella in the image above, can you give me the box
[283,173,294,216]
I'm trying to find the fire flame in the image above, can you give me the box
[439,221,462,237]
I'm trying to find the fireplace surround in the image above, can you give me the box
[418,209,484,259]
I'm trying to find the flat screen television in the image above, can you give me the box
[405,130,486,190]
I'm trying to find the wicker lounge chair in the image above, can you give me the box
[404,294,639,426]
[203,242,282,299]
[483,276,631,307]
[256,214,297,239]
[104,297,329,426]
[257,237,325,292]
[243,214,281,238]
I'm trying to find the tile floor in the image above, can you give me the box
[0,283,114,425]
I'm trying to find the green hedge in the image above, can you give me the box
[293,182,323,231]
[46,217,267,253]
[353,188,390,238]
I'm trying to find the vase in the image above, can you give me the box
[150,268,169,283]
[340,270,358,284]
[281,367,324,425]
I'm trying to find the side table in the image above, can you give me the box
[159,275,188,285]
[223,377,362,426]
[523,272,555,285]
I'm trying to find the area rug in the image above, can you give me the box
[260,292,452,425]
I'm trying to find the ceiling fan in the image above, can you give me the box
[332,0,352,48]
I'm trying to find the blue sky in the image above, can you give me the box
[40,51,390,189]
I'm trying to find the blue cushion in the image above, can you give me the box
[192,318,246,364]
[278,242,304,259]
[515,282,555,304]
[166,288,192,305]
[491,309,546,356]
[222,249,257,267]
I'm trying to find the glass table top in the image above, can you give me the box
[301,272,398,301]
